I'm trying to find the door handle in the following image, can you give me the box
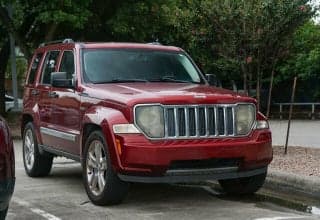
[48,91,59,98]
[31,89,39,96]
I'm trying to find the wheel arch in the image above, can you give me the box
[21,114,34,137]
[81,106,129,171]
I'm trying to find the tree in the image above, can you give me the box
[276,21,320,101]
[0,0,92,115]
[202,0,315,110]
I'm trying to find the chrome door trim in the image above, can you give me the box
[40,127,77,142]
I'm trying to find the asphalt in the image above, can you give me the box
[8,140,320,219]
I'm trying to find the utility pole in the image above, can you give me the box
[8,4,19,111]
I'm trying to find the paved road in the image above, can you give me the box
[269,120,320,148]
[7,141,319,220]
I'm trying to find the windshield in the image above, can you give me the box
[82,49,204,84]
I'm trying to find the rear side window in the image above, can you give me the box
[27,53,43,85]
[40,51,60,85]
[59,51,75,80]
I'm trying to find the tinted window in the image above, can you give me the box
[28,53,43,84]
[82,50,203,84]
[40,51,60,85]
[59,51,75,80]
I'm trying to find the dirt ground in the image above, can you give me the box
[270,145,320,178]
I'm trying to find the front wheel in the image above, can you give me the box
[83,131,129,206]
[218,172,267,195]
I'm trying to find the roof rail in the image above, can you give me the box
[38,38,74,48]
[147,41,162,46]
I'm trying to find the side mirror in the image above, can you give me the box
[51,72,74,89]
[206,74,219,87]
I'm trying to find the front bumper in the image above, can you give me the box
[112,128,272,177]
[0,178,15,211]
[118,166,267,183]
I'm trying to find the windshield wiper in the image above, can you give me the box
[93,78,149,84]
[150,76,198,84]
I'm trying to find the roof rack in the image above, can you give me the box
[38,38,74,48]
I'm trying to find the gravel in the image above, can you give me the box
[270,145,320,178]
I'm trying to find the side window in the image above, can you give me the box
[59,51,75,80]
[27,53,43,85]
[40,51,60,85]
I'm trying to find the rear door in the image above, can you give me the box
[37,50,60,146]
[23,52,44,113]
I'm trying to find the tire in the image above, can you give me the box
[0,207,8,219]
[83,130,129,206]
[218,172,267,195]
[23,122,53,177]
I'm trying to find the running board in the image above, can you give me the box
[39,144,80,162]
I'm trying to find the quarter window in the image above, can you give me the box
[27,53,43,85]
[40,51,60,85]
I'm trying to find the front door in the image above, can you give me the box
[49,50,81,156]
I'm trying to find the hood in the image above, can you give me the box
[84,83,256,107]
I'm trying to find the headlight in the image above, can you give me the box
[236,104,255,135]
[135,105,164,138]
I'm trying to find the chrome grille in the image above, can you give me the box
[164,105,236,138]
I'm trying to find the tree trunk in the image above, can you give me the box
[240,63,248,95]
[0,7,31,60]
[44,23,58,41]
[256,73,261,111]
[0,40,10,116]
[266,69,275,118]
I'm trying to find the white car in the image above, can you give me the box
[5,95,23,112]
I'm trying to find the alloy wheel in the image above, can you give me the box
[86,140,108,196]
[24,129,35,170]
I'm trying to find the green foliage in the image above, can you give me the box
[6,57,27,81]
[0,0,318,105]
[276,22,320,100]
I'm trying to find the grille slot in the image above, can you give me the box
[164,105,236,138]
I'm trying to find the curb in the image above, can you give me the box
[265,169,320,200]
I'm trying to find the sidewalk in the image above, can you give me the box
[269,120,320,149]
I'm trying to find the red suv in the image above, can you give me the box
[0,116,15,218]
[22,39,272,205]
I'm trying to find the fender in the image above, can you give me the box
[81,106,130,171]
[21,103,42,144]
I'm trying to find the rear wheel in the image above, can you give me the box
[83,131,129,206]
[23,122,53,177]
[218,172,267,195]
